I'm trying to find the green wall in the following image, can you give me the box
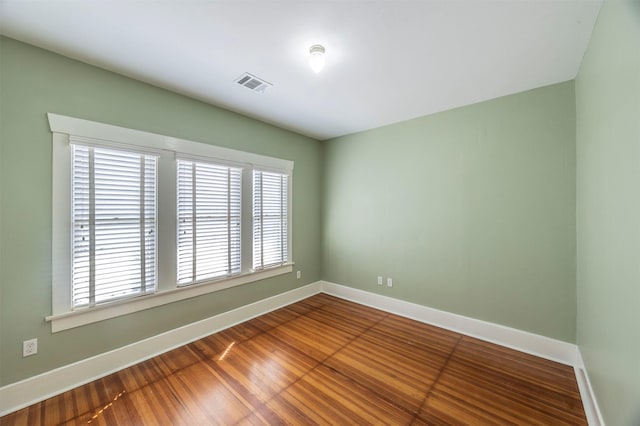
[0,37,323,386]
[322,82,577,342]
[575,1,640,424]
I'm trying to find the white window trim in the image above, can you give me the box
[48,113,293,332]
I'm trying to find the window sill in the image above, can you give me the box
[46,263,293,333]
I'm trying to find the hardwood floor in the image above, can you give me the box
[1,293,587,425]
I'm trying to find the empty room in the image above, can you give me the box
[0,0,638,424]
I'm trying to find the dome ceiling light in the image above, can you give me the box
[309,44,326,74]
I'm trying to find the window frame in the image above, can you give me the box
[69,142,159,308]
[49,113,293,332]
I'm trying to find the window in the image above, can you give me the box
[177,159,241,285]
[49,113,293,332]
[253,171,289,269]
[71,144,157,308]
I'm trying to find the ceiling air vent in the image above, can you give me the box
[234,72,273,93]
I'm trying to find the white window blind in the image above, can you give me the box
[253,171,289,270]
[177,160,242,285]
[71,144,157,309]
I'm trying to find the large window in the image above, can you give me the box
[71,144,157,308]
[253,171,289,270]
[50,113,293,332]
[177,159,241,285]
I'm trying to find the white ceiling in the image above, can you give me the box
[0,0,601,140]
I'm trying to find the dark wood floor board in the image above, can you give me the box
[1,294,588,425]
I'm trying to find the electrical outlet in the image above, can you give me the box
[387,277,393,287]
[377,276,383,285]
[296,270,301,279]
[23,338,38,357]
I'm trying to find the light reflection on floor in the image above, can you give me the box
[218,341,236,361]
[86,390,127,424]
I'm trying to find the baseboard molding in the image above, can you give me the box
[574,349,605,426]
[0,282,322,416]
[320,281,578,366]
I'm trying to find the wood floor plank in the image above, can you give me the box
[236,394,312,425]
[245,305,304,332]
[323,330,455,413]
[304,307,374,336]
[454,337,581,394]
[266,314,355,361]
[317,298,388,327]
[419,336,587,426]
[274,365,415,425]
[195,332,318,409]
[443,358,585,418]
[1,294,588,425]
[372,314,461,356]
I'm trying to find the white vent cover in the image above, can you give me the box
[234,73,273,93]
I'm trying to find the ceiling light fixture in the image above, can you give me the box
[309,45,325,73]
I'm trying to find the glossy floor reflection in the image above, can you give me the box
[0,293,587,425]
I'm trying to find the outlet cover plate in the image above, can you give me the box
[23,338,38,357]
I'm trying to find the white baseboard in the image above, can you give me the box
[574,349,605,426]
[1,280,603,425]
[320,281,578,365]
[0,282,322,416]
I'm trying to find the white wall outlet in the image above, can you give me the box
[23,338,38,357]
[296,270,301,279]
[387,277,393,287]
[377,276,383,285]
